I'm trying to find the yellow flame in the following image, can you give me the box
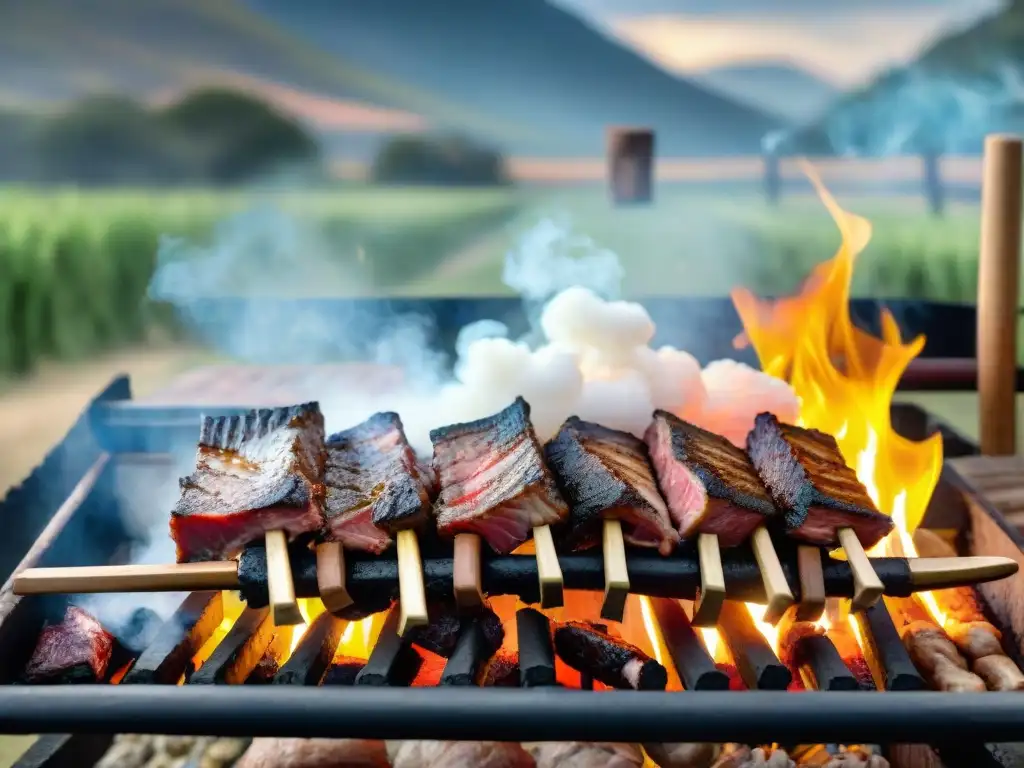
[745,603,781,653]
[288,598,325,654]
[732,160,943,538]
[699,627,724,662]
[637,596,665,666]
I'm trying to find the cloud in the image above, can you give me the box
[565,2,1001,86]
[151,69,427,132]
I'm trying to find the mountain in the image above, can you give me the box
[693,62,839,124]
[239,0,783,157]
[0,0,780,159]
[779,2,1024,156]
[0,0,508,145]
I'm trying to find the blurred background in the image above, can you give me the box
[1,0,1022,508]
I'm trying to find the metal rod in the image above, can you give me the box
[0,688,1021,743]
[231,544,1008,610]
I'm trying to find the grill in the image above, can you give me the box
[2,322,1024,768]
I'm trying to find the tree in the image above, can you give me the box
[33,96,196,185]
[159,89,321,184]
[370,133,509,186]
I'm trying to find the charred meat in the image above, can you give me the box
[431,397,569,554]
[171,403,325,563]
[746,412,893,549]
[323,412,433,554]
[24,605,115,684]
[553,621,667,691]
[645,411,775,547]
[546,417,677,555]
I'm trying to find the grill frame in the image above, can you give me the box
[1,366,1023,765]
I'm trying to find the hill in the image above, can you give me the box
[693,61,838,124]
[779,2,1024,156]
[0,0,508,146]
[240,0,783,156]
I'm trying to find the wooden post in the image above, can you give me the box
[763,153,781,206]
[607,127,654,206]
[922,151,945,217]
[977,134,1023,455]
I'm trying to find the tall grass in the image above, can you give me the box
[0,185,999,378]
[412,190,989,304]
[0,187,520,376]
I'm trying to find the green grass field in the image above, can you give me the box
[0,184,1000,378]
[404,188,986,302]
[0,186,521,377]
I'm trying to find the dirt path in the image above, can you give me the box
[0,345,213,494]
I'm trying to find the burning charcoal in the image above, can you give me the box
[122,591,223,685]
[645,412,776,547]
[389,740,533,768]
[526,742,646,768]
[480,649,520,687]
[777,618,857,692]
[553,621,667,690]
[851,603,924,691]
[321,655,366,686]
[431,397,569,554]
[649,598,729,690]
[23,605,114,684]
[273,612,346,686]
[517,607,556,687]
[407,600,504,658]
[323,413,433,552]
[901,621,986,692]
[643,742,720,768]
[356,606,423,686]
[716,601,791,691]
[189,607,275,685]
[440,623,496,686]
[236,738,389,768]
[746,413,893,550]
[546,417,677,554]
[246,627,292,684]
[246,652,281,685]
[170,403,326,563]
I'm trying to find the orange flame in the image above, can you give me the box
[731,160,944,535]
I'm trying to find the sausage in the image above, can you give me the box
[973,654,1024,691]
[901,622,986,692]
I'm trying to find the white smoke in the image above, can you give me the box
[320,217,799,451]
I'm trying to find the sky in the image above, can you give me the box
[552,0,1003,86]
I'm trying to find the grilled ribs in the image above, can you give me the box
[24,605,115,684]
[323,412,434,554]
[170,403,326,563]
[431,397,569,554]
[644,410,776,547]
[746,412,894,549]
[546,417,677,555]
